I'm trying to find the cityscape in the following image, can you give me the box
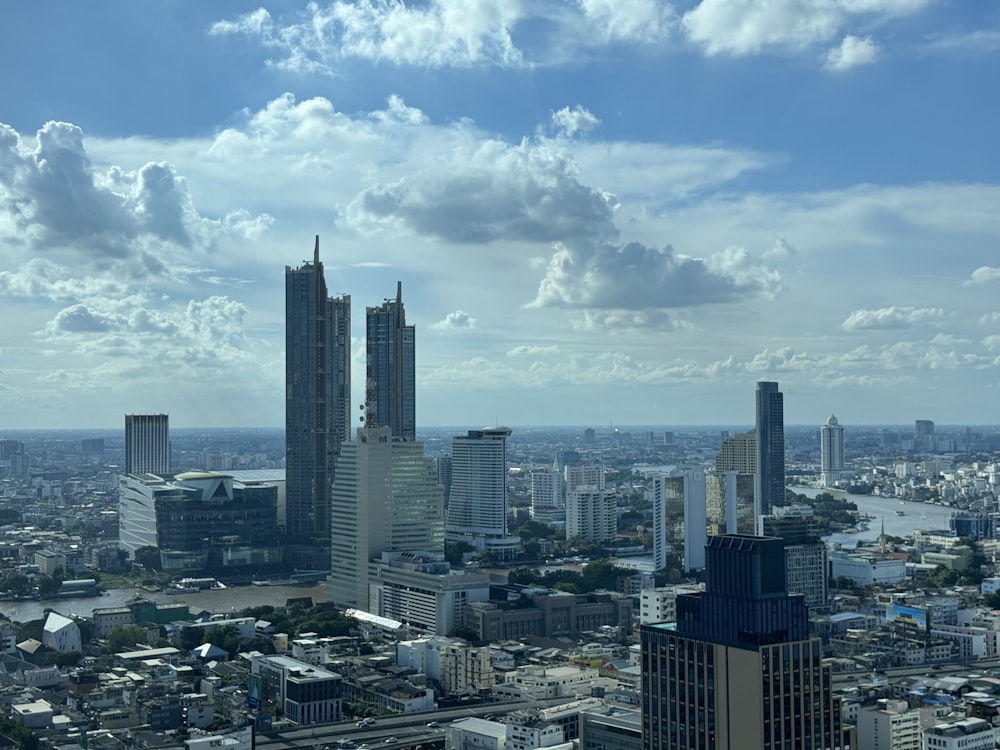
[2,2,1000,750]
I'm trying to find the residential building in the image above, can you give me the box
[285,236,351,542]
[820,414,846,487]
[922,717,996,749]
[446,427,520,558]
[531,467,564,525]
[124,414,169,475]
[328,426,446,610]
[365,281,416,441]
[652,469,706,573]
[755,381,785,526]
[641,534,843,749]
[396,636,496,696]
[855,699,919,750]
[567,485,616,543]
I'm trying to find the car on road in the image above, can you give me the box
[426,722,440,728]
[384,738,397,744]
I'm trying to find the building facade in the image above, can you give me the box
[328,426,445,609]
[285,236,351,542]
[124,414,169,475]
[641,534,843,750]
[754,381,785,526]
[566,486,616,543]
[118,472,280,572]
[365,281,415,441]
[446,427,520,557]
[652,469,707,573]
[820,415,846,487]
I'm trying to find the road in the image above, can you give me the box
[255,701,540,750]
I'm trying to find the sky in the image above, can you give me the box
[1,1,999,431]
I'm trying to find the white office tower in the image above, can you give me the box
[445,427,520,559]
[652,468,707,573]
[820,414,846,487]
[124,414,170,475]
[328,426,445,609]
[566,485,616,542]
[530,467,563,525]
[565,462,605,493]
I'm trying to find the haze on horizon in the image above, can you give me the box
[1,2,999,431]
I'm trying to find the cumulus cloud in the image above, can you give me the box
[528,241,781,310]
[967,266,1000,285]
[0,120,270,273]
[430,310,477,330]
[824,34,878,70]
[343,138,618,244]
[551,106,600,138]
[841,305,945,330]
[682,0,927,57]
[571,309,691,331]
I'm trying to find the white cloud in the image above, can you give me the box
[528,241,781,310]
[430,310,477,330]
[577,0,675,44]
[551,106,600,138]
[967,266,1000,285]
[343,137,619,244]
[211,1,526,72]
[841,306,945,330]
[0,121,271,277]
[682,0,927,57]
[824,34,878,70]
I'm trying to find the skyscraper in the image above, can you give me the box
[328,426,445,608]
[365,282,415,441]
[285,237,351,542]
[124,413,170,475]
[641,534,843,749]
[446,427,520,558]
[820,414,845,487]
[754,381,785,525]
[652,469,707,573]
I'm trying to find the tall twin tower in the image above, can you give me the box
[285,236,415,543]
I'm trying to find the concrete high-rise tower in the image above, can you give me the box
[652,469,708,573]
[820,414,846,487]
[328,426,445,609]
[445,427,520,559]
[285,236,351,542]
[365,282,415,441]
[754,381,785,527]
[124,414,169,475]
[641,534,844,749]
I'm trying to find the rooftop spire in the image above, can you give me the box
[314,235,320,264]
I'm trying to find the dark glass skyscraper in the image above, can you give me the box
[285,237,351,542]
[754,381,785,523]
[641,534,843,749]
[365,281,415,441]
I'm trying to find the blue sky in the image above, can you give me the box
[1,0,999,430]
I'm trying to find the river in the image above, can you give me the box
[791,486,957,547]
[0,582,328,624]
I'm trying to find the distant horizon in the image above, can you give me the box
[4,422,1000,434]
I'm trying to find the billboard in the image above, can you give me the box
[885,604,929,633]
[247,673,263,710]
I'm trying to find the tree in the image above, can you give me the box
[36,574,61,598]
[446,626,480,642]
[106,624,150,653]
[133,546,162,571]
[1,573,32,597]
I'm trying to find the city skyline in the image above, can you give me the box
[1,3,999,430]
